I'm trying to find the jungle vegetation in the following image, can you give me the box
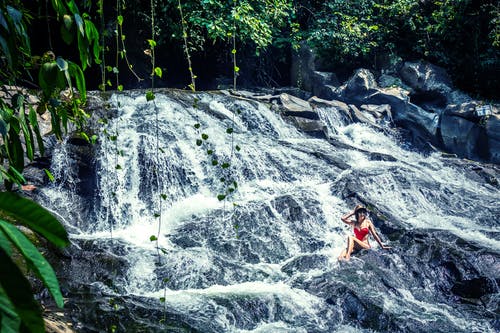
[0,0,498,332]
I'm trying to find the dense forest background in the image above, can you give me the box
[3,0,500,98]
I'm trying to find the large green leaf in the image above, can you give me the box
[0,230,11,255]
[0,192,69,248]
[0,248,45,333]
[0,285,21,333]
[7,124,24,173]
[17,106,34,161]
[28,106,44,157]
[68,61,86,102]
[84,19,100,62]
[0,221,64,308]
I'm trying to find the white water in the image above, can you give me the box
[40,91,499,332]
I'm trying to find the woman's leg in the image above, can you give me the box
[345,236,370,260]
[338,248,347,260]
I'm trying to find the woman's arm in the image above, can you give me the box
[368,221,391,249]
[340,210,355,225]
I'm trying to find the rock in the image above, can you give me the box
[340,69,378,99]
[279,93,313,113]
[43,309,75,333]
[398,60,453,108]
[440,113,488,160]
[364,88,440,142]
[451,277,498,300]
[290,43,340,100]
[360,104,392,121]
[485,114,500,164]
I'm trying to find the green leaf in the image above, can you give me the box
[17,111,34,161]
[117,15,123,26]
[217,194,226,201]
[196,139,202,146]
[201,133,208,140]
[159,297,165,303]
[0,118,8,136]
[0,220,64,308]
[74,14,84,36]
[235,145,241,151]
[68,61,86,103]
[63,14,73,31]
[28,106,45,157]
[7,125,24,174]
[194,123,200,129]
[117,85,123,92]
[55,57,68,72]
[0,230,11,256]
[207,149,213,155]
[160,194,167,200]
[0,192,69,248]
[0,248,44,333]
[221,163,230,169]
[0,285,21,333]
[154,67,162,78]
[226,128,233,134]
[147,39,157,48]
[146,91,155,101]
[211,160,218,166]
[44,169,55,182]
[149,235,157,241]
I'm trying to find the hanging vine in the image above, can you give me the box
[177,0,196,91]
[98,0,106,91]
[231,0,239,90]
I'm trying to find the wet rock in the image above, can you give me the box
[440,111,488,160]
[281,254,330,275]
[360,104,392,121]
[398,60,454,108]
[279,94,312,113]
[339,69,378,99]
[451,277,498,299]
[485,114,500,163]
[286,116,328,138]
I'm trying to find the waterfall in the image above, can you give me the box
[39,90,499,332]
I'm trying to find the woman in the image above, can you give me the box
[338,204,391,261]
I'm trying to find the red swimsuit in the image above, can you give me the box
[354,227,369,241]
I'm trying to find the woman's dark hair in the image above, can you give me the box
[354,207,368,223]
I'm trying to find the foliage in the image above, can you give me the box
[0,0,100,188]
[0,1,96,332]
[0,191,69,333]
[305,0,499,97]
[155,0,293,51]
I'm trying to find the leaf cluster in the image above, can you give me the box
[0,192,69,333]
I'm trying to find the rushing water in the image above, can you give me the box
[39,90,499,332]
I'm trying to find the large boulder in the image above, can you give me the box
[339,68,378,99]
[398,61,453,109]
[485,114,500,163]
[290,43,339,99]
[278,93,328,138]
[440,103,499,163]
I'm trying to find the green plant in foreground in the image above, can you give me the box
[0,191,69,333]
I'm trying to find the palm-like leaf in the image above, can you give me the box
[0,220,64,307]
[0,192,69,247]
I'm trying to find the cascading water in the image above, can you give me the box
[38,90,499,332]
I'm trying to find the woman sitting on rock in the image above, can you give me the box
[338,205,391,261]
